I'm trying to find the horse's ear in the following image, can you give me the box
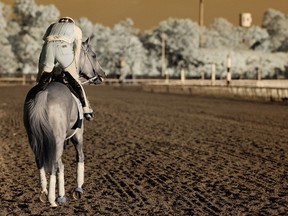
[85,38,90,44]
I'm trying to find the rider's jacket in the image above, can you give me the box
[44,22,76,44]
[42,22,82,67]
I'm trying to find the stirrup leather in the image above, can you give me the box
[64,72,86,107]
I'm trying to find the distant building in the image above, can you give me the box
[239,13,252,27]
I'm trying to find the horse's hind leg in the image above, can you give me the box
[48,160,66,207]
[48,156,66,206]
[39,167,48,202]
[48,172,57,207]
[35,157,48,202]
[57,160,67,203]
[48,158,64,207]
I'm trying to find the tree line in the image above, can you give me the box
[1,0,288,79]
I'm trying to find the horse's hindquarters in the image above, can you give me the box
[24,81,85,206]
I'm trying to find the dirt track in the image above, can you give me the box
[1,85,288,215]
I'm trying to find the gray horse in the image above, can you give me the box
[23,38,105,207]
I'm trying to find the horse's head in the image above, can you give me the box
[78,38,106,84]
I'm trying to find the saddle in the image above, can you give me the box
[38,69,88,126]
[51,70,83,104]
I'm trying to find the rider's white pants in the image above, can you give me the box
[37,41,91,113]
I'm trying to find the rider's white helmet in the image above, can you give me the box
[58,17,75,23]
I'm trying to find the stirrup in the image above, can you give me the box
[84,113,94,121]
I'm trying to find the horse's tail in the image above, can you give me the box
[24,89,56,172]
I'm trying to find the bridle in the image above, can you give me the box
[79,45,100,84]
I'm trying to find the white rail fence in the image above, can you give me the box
[1,74,288,88]
[1,74,288,101]
[0,74,36,85]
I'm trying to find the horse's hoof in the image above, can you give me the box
[39,192,48,203]
[57,196,67,203]
[50,202,58,207]
[72,187,83,200]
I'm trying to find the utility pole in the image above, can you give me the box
[199,0,204,47]
[226,54,231,86]
[161,33,167,78]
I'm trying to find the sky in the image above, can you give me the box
[2,0,288,31]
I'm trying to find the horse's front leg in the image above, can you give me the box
[71,134,85,199]
[74,157,84,200]
[76,161,84,189]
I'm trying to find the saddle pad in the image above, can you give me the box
[71,93,83,129]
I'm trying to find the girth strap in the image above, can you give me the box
[65,94,83,141]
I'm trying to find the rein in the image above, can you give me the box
[79,45,99,84]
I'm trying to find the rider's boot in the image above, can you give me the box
[83,107,94,121]
[65,72,94,121]
[76,87,94,121]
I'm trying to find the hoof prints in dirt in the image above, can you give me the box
[1,85,288,215]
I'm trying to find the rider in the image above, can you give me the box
[37,16,94,121]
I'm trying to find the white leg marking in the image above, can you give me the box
[58,170,65,198]
[39,168,47,194]
[77,162,84,188]
[48,174,57,207]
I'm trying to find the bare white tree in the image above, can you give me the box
[0,2,18,74]
[0,0,287,78]
[11,0,59,73]
[141,18,200,76]
[76,17,94,40]
[88,18,146,76]
[263,8,288,51]
[203,18,241,49]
